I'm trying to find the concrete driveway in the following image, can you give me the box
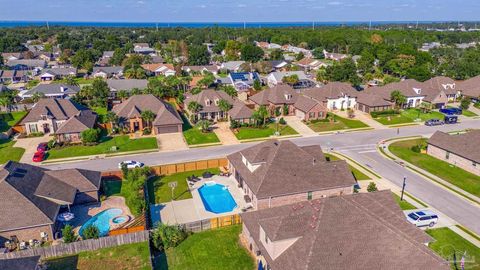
[283,116,317,136]
[157,133,188,151]
[213,122,239,145]
[15,134,52,164]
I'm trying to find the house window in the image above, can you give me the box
[29,124,38,133]
[41,115,47,121]
[307,191,313,200]
[446,152,450,160]
[309,112,315,118]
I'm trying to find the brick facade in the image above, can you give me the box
[427,144,480,176]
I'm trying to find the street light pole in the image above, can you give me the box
[400,176,407,201]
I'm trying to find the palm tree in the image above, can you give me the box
[140,110,156,129]
[252,105,268,127]
[197,119,211,133]
[0,97,11,112]
[390,90,407,109]
[105,112,119,133]
[188,101,202,123]
[31,92,45,103]
[117,90,129,101]
[218,99,232,119]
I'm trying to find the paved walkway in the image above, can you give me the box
[157,133,188,151]
[283,116,317,136]
[352,111,388,129]
[15,134,52,164]
[212,122,239,145]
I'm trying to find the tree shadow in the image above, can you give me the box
[43,254,79,270]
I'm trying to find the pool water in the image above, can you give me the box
[198,183,237,214]
[79,208,122,237]
[112,216,127,224]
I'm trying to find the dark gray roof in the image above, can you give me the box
[6,59,46,68]
[0,161,101,232]
[40,68,77,77]
[103,51,114,58]
[107,79,148,91]
[112,94,182,126]
[227,140,356,199]
[241,191,449,270]
[184,89,234,113]
[428,130,480,163]
[249,85,298,106]
[0,256,40,270]
[55,110,97,134]
[93,66,123,75]
[21,98,88,124]
[23,84,80,97]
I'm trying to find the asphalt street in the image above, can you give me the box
[43,119,480,234]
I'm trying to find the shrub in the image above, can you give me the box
[122,167,151,216]
[62,225,76,243]
[279,117,286,125]
[152,224,188,251]
[282,104,289,115]
[275,107,281,117]
[460,97,471,110]
[82,225,100,240]
[230,120,240,129]
[81,128,101,144]
[370,110,400,118]
[367,182,378,192]
[142,127,151,135]
[47,139,56,149]
[411,145,421,153]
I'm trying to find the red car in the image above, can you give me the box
[37,143,48,152]
[32,151,45,162]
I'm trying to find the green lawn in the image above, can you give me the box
[155,225,254,270]
[447,106,478,117]
[44,242,151,270]
[389,139,480,197]
[47,135,158,160]
[91,106,108,123]
[182,115,220,145]
[324,153,371,181]
[308,113,368,132]
[373,109,444,125]
[234,122,298,140]
[0,139,25,164]
[426,228,480,270]
[0,111,27,132]
[147,168,220,204]
[392,193,417,210]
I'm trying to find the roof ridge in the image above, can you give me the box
[305,200,326,270]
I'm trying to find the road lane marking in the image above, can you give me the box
[357,150,378,154]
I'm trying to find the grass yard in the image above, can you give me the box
[155,225,254,270]
[392,193,417,210]
[373,109,444,125]
[462,110,478,117]
[234,122,298,140]
[324,153,371,181]
[389,139,480,197]
[91,106,108,123]
[147,168,220,204]
[47,135,158,160]
[308,113,368,132]
[0,111,27,132]
[0,139,25,164]
[44,241,151,270]
[426,228,480,270]
[181,115,220,145]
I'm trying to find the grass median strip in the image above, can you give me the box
[392,193,417,210]
[0,139,25,164]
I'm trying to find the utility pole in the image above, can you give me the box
[400,176,407,201]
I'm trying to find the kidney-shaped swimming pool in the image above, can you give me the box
[79,208,122,237]
[198,183,237,214]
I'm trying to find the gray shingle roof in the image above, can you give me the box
[227,140,356,199]
[423,76,457,96]
[184,89,234,113]
[21,98,88,124]
[241,190,449,270]
[23,84,80,97]
[93,66,123,75]
[428,130,480,163]
[40,68,77,77]
[107,79,148,91]
[55,110,97,134]
[112,94,183,126]
[6,59,46,68]
[0,162,101,232]
[356,92,393,107]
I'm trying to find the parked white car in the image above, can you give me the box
[406,210,438,227]
[118,160,144,169]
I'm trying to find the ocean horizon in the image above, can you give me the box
[0,20,473,28]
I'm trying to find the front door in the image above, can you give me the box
[43,123,50,133]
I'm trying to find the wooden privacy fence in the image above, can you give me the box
[179,214,242,233]
[101,158,229,179]
[0,231,149,260]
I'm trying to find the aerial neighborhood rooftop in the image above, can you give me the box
[0,24,479,270]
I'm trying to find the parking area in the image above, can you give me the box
[157,132,188,151]
[15,134,52,164]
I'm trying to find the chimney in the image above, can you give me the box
[312,158,316,165]
[60,86,66,92]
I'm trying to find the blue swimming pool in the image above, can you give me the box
[198,183,237,214]
[79,208,122,237]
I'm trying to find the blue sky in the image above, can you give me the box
[1,0,480,22]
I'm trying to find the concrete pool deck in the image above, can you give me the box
[151,175,250,225]
[70,196,132,234]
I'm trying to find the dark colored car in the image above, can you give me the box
[425,119,444,126]
[37,142,48,152]
[32,151,45,162]
[444,115,458,124]
[440,107,462,115]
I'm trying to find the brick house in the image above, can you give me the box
[227,140,355,210]
[302,82,358,110]
[356,92,394,113]
[240,190,449,270]
[184,89,235,121]
[0,162,101,245]
[112,94,183,134]
[20,98,97,142]
[427,130,480,176]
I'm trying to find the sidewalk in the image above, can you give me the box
[283,116,317,136]
[381,139,480,205]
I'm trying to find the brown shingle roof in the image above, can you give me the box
[112,94,183,126]
[21,98,88,124]
[249,85,298,106]
[294,95,325,112]
[428,130,480,163]
[423,76,457,95]
[303,82,358,102]
[184,89,234,113]
[227,140,355,199]
[356,92,393,107]
[241,191,449,270]
[363,79,427,99]
[228,101,253,120]
[457,75,480,98]
[55,110,97,134]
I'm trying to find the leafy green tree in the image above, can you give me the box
[105,111,118,132]
[218,99,232,117]
[253,79,262,91]
[31,92,45,103]
[117,90,129,101]
[252,105,269,127]
[224,40,241,61]
[188,101,202,123]
[282,74,299,86]
[269,49,284,60]
[188,45,210,65]
[140,110,156,129]
[325,58,361,86]
[296,52,305,61]
[82,225,100,240]
[221,85,238,97]
[367,182,378,192]
[212,40,226,55]
[151,224,188,251]
[390,90,407,109]
[122,54,145,69]
[62,225,77,243]
[460,97,471,110]
[198,73,215,88]
[63,76,78,86]
[0,96,12,112]
[81,128,101,144]
[109,47,127,66]
[241,44,264,62]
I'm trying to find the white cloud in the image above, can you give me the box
[327,1,343,5]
